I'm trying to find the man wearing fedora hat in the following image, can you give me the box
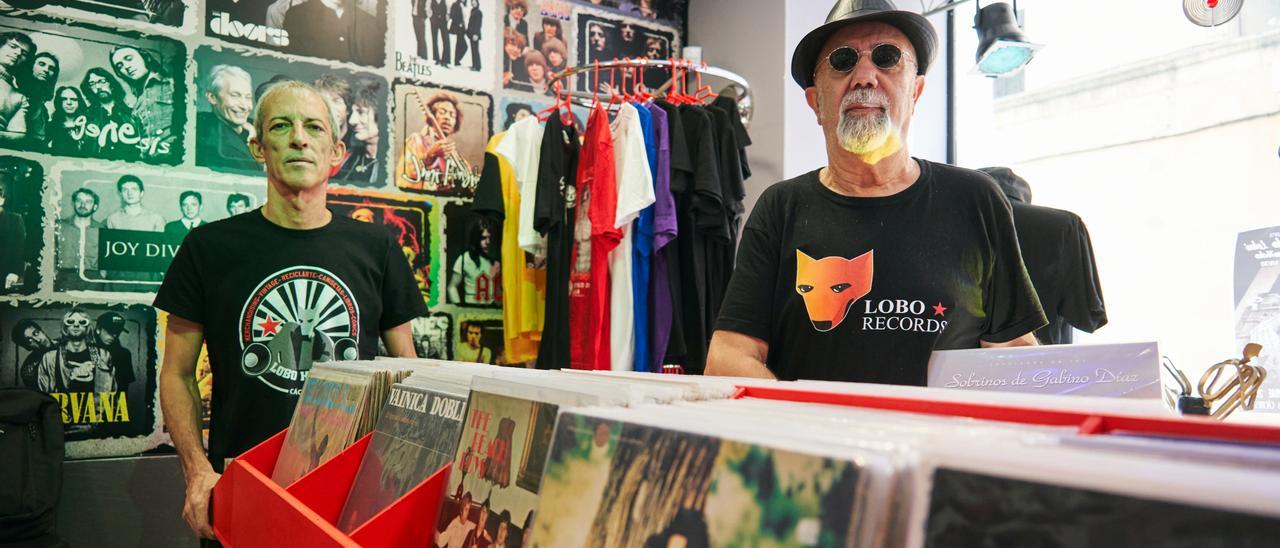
[707,0,1046,384]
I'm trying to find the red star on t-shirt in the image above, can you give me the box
[932,303,948,317]
[258,315,282,337]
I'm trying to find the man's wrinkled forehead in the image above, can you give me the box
[262,87,331,126]
[819,21,914,59]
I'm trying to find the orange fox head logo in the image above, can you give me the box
[796,249,874,332]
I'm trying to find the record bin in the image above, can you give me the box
[212,429,450,547]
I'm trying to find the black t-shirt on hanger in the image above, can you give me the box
[533,114,580,370]
[657,100,691,363]
[472,152,506,222]
[716,161,1047,385]
[1009,202,1107,344]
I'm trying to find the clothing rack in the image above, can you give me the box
[544,58,753,127]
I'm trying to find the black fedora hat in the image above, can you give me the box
[791,0,938,88]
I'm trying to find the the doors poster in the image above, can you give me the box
[52,166,267,295]
[204,0,387,67]
[1234,225,1280,413]
[0,14,187,164]
[0,156,45,297]
[327,188,439,308]
[395,0,498,91]
[194,46,391,188]
[0,301,159,458]
[393,82,491,198]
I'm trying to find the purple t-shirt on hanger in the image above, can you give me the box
[647,103,677,373]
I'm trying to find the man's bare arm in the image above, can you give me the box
[157,314,218,539]
[381,321,418,358]
[981,331,1039,348]
[705,330,775,379]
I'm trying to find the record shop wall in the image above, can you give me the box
[0,0,687,460]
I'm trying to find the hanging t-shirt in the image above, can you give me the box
[631,103,657,373]
[1009,202,1107,344]
[533,113,579,370]
[656,100,692,365]
[474,138,545,364]
[646,103,676,374]
[608,104,656,372]
[569,104,620,371]
[715,161,1047,385]
[153,210,427,467]
[493,116,547,256]
[705,105,746,334]
[666,106,722,373]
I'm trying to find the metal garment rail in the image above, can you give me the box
[544,58,754,127]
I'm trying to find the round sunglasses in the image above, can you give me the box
[817,44,915,77]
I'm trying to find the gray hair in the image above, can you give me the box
[252,80,341,144]
[205,64,252,96]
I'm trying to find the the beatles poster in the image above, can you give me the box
[0,14,186,164]
[204,0,387,67]
[393,82,491,198]
[328,188,439,308]
[194,46,391,187]
[0,156,44,297]
[395,0,498,91]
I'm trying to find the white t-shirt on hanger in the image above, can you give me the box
[609,103,656,372]
[493,116,547,257]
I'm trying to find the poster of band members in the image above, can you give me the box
[576,11,675,93]
[0,15,186,164]
[568,0,683,23]
[327,188,438,308]
[204,0,387,67]
[395,0,497,91]
[28,0,186,27]
[1234,225,1280,413]
[193,46,391,187]
[0,156,44,297]
[52,167,267,294]
[455,315,501,364]
[501,0,574,95]
[444,201,500,308]
[410,311,453,360]
[393,82,491,197]
[0,302,158,452]
[498,95,585,132]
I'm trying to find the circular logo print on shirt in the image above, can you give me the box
[238,267,361,394]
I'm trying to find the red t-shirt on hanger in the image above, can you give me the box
[569,104,621,370]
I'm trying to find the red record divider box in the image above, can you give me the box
[212,430,450,547]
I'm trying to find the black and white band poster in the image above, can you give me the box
[205,0,387,67]
[24,0,186,27]
[193,46,391,187]
[410,311,453,360]
[502,0,575,94]
[52,167,267,294]
[393,82,491,198]
[568,0,683,24]
[395,0,497,90]
[1234,225,1280,413]
[328,188,439,308]
[0,156,44,297]
[0,302,158,457]
[0,15,187,164]
[575,11,675,93]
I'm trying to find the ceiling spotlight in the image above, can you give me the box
[974,1,1043,78]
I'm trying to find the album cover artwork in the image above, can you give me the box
[393,82,492,197]
[272,367,371,486]
[394,0,497,90]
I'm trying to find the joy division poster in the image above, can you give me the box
[204,0,387,67]
[0,301,159,454]
[0,14,186,164]
[52,166,267,295]
[0,156,44,297]
[328,188,439,308]
[30,0,187,27]
[1234,225,1280,413]
[576,11,675,92]
[501,0,575,95]
[393,82,491,198]
[395,0,497,90]
[410,311,453,360]
[194,46,391,187]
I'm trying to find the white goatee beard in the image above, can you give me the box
[827,88,895,154]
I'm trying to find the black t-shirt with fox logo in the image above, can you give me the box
[716,160,1046,385]
[154,209,427,468]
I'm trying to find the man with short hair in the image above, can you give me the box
[225,193,251,215]
[708,0,1045,383]
[37,308,115,393]
[196,65,258,171]
[165,191,207,239]
[11,318,53,389]
[456,322,493,364]
[56,188,104,290]
[156,80,426,540]
[436,491,476,548]
[106,175,165,232]
[0,175,25,291]
[109,46,175,158]
[80,68,142,161]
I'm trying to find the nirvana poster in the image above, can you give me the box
[1234,225,1280,413]
[0,156,45,297]
[393,82,492,198]
[0,301,159,457]
[0,14,187,164]
[52,166,267,295]
[327,189,438,308]
[194,46,391,188]
[204,0,387,67]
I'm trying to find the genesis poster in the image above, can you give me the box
[1234,225,1280,413]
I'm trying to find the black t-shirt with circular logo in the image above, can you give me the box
[154,209,427,467]
[716,160,1046,385]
